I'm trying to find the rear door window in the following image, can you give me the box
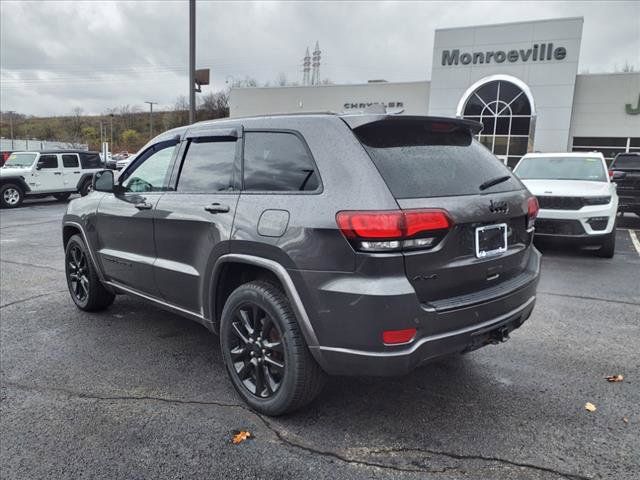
[177,139,238,192]
[353,120,519,199]
[62,154,79,168]
[243,132,320,192]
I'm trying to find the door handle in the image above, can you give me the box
[54,172,62,175]
[204,203,230,213]
[73,171,80,174]
[134,202,153,210]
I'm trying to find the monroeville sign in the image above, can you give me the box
[442,43,567,66]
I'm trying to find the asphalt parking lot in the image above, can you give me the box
[1,197,639,480]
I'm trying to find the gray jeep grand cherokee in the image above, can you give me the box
[62,113,541,415]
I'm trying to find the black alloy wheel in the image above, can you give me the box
[227,303,286,398]
[220,281,326,415]
[64,234,115,311]
[67,243,90,303]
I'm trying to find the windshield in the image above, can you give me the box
[515,156,606,182]
[612,154,640,170]
[4,153,37,167]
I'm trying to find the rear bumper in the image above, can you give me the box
[303,248,541,376]
[312,295,535,376]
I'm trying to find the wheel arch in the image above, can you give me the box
[209,254,321,352]
[0,176,31,193]
[76,173,94,191]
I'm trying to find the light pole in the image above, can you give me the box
[145,101,157,139]
[189,0,196,124]
[7,111,15,150]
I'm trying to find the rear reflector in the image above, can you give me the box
[382,328,417,345]
[527,197,539,229]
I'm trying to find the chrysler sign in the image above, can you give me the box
[442,43,567,66]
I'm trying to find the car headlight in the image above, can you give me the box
[582,196,611,206]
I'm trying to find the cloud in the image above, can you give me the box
[1,0,638,116]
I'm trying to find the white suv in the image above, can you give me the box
[513,152,618,257]
[0,150,104,208]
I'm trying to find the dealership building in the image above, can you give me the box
[230,17,640,167]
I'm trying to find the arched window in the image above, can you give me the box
[458,76,534,168]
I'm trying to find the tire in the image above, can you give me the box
[1,183,24,208]
[595,229,616,258]
[53,192,71,202]
[79,179,93,197]
[220,280,326,416]
[65,234,115,311]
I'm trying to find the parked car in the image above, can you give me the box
[102,152,117,170]
[62,113,541,415]
[609,152,640,217]
[1,150,103,208]
[116,152,135,170]
[513,152,618,257]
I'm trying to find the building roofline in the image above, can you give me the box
[230,80,429,91]
[435,16,583,32]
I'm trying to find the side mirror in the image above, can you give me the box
[611,171,626,180]
[35,161,44,170]
[93,169,114,193]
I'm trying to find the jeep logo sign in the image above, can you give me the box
[442,43,566,66]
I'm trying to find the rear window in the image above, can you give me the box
[80,153,102,169]
[612,154,640,170]
[354,120,519,199]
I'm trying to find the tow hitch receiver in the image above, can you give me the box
[489,326,510,344]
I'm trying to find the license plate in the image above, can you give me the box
[475,223,507,258]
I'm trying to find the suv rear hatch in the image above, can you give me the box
[346,115,536,310]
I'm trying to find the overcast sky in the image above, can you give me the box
[1,0,638,116]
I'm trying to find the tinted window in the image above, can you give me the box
[122,145,176,193]
[80,153,102,169]
[354,120,519,199]
[515,156,606,182]
[612,154,640,170]
[62,154,79,168]
[243,132,319,192]
[38,155,58,169]
[178,139,237,192]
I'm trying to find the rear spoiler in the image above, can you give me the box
[339,114,482,134]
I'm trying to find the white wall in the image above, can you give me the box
[570,73,640,139]
[230,81,430,117]
[429,17,583,152]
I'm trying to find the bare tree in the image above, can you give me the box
[199,90,229,120]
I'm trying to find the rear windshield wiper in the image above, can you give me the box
[479,175,511,191]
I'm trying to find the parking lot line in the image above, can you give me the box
[629,229,640,256]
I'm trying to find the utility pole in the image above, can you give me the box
[145,101,157,138]
[109,113,114,150]
[7,111,15,150]
[189,0,196,124]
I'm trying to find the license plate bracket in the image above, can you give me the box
[475,223,507,258]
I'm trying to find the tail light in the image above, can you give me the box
[527,196,539,229]
[608,170,614,180]
[336,209,452,252]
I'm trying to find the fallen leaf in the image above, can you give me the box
[232,430,252,444]
[623,417,629,424]
[585,402,597,412]
[605,374,624,383]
